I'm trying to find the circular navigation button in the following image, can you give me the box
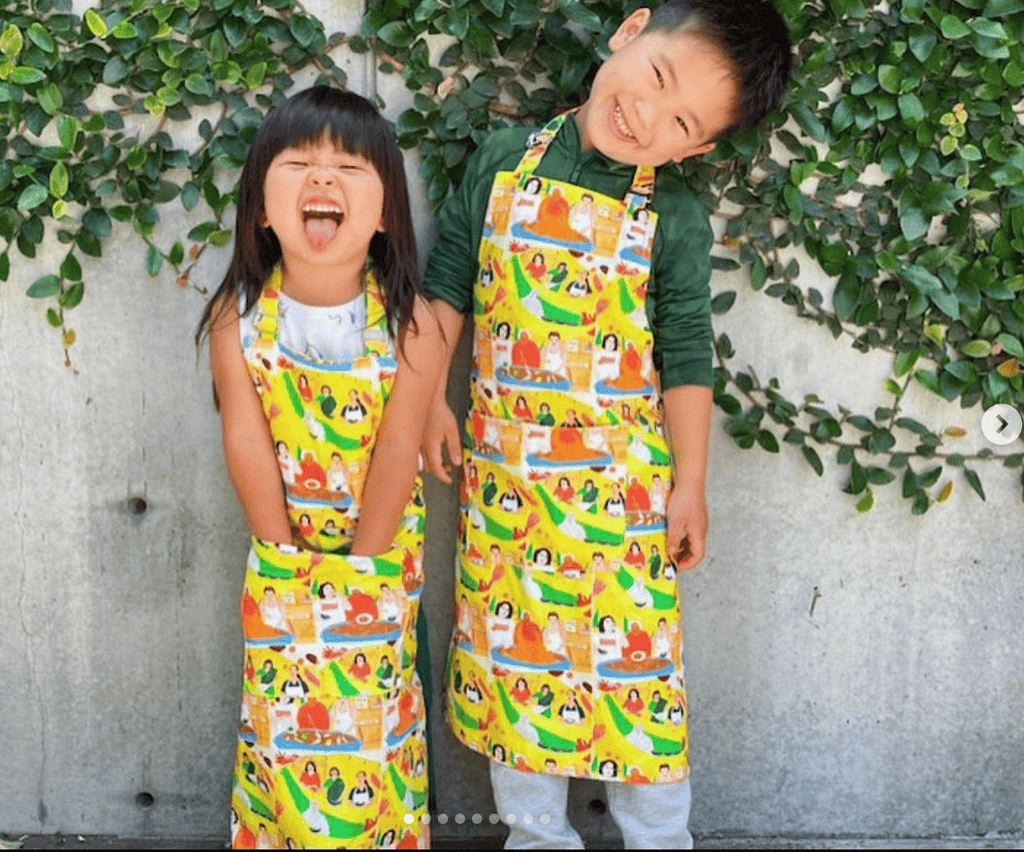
[981,404,1023,445]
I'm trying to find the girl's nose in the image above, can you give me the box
[309,166,335,185]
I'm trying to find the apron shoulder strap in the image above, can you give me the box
[513,111,572,180]
[625,165,656,214]
[254,266,284,342]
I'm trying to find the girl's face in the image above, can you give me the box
[262,136,384,267]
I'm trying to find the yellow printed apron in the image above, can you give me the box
[231,268,429,849]
[446,112,689,785]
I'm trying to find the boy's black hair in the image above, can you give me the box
[644,0,792,137]
[196,87,420,350]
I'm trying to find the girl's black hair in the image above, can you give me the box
[196,87,420,350]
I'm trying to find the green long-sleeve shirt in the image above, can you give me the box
[422,117,714,389]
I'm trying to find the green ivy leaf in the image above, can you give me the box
[802,445,823,476]
[877,65,901,94]
[17,184,48,211]
[27,23,56,53]
[59,281,85,310]
[833,271,861,321]
[940,14,971,39]
[898,93,925,123]
[961,339,992,358]
[49,162,68,198]
[60,253,81,282]
[899,205,929,242]
[147,245,162,276]
[757,430,780,453]
[970,18,1008,39]
[103,55,130,85]
[26,274,60,298]
[711,291,736,314]
[85,10,108,38]
[112,21,138,39]
[10,66,45,84]
[963,467,985,500]
[855,490,875,513]
[0,25,24,59]
[995,333,1024,358]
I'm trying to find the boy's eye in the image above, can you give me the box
[652,63,663,87]
[676,117,689,134]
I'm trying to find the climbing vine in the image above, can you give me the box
[0,0,345,360]
[359,0,1024,510]
[2,0,1023,509]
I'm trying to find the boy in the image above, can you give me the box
[422,1,790,846]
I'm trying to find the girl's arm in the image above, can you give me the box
[350,298,445,556]
[209,299,293,544]
[421,298,465,483]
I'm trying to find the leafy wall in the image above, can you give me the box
[2,0,1022,509]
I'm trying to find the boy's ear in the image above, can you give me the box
[673,141,717,164]
[609,7,652,53]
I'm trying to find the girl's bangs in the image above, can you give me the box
[262,92,386,166]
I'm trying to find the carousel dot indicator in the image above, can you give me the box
[455,813,466,824]
[472,813,483,824]
[540,814,551,824]
[404,814,414,824]
[489,813,500,824]
[523,814,533,825]
[437,813,449,824]
[506,814,517,824]
[420,814,431,824]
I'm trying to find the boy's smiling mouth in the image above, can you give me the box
[301,199,344,250]
[611,102,636,141]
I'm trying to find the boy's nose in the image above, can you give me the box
[634,100,655,144]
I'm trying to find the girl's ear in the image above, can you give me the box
[609,7,651,53]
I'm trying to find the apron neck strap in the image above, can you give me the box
[255,266,284,342]
[513,110,657,210]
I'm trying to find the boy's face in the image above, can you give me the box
[577,8,738,165]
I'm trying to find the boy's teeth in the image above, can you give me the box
[613,104,634,139]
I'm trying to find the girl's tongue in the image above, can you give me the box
[305,215,339,251]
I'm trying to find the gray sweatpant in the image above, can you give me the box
[489,760,693,849]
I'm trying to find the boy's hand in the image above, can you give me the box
[666,484,708,571]
[422,395,463,484]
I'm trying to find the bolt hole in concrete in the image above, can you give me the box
[587,798,607,815]
[127,496,148,515]
[135,792,155,809]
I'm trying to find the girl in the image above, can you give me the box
[196,88,440,848]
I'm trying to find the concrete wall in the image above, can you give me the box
[2,0,1022,844]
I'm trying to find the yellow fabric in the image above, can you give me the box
[232,268,429,848]
[446,113,689,785]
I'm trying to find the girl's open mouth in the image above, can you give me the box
[302,204,344,250]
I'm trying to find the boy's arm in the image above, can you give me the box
[209,300,293,544]
[662,384,712,571]
[650,174,715,570]
[350,299,444,556]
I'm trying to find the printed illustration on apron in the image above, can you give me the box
[447,112,689,785]
[232,267,429,849]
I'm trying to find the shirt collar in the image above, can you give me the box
[551,113,637,178]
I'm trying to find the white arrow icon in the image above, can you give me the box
[981,405,1023,445]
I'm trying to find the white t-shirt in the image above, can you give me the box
[240,290,366,364]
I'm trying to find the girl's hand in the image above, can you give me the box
[665,483,708,572]
[422,394,462,485]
